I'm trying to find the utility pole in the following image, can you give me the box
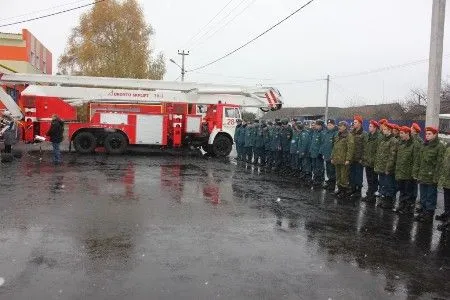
[324,75,330,121]
[426,0,446,127]
[178,50,189,82]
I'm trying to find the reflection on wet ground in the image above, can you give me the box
[0,153,448,299]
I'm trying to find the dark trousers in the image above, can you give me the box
[236,143,243,159]
[255,147,264,164]
[282,151,290,168]
[52,142,62,164]
[397,179,415,205]
[379,173,396,198]
[350,162,364,188]
[325,160,336,182]
[365,167,379,196]
[311,156,324,183]
[265,150,271,166]
[419,183,438,212]
[290,153,299,170]
[302,156,311,174]
[245,147,253,162]
[412,181,418,201]
[444,188,450,214]
[272,151,282,169]
[4,145,12,153]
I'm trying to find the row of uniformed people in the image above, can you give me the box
[234,116,450,230]
[332,117,449,229]
[233,118,327,186]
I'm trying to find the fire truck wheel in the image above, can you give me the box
[73,132,97,154]
[212,135,232,157]
[104,132,128,154]
[201,145,215,157]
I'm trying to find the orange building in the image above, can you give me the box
[0,29,52,74]
[0,29,52,113]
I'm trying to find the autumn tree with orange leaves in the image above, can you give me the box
[58,0,165,79]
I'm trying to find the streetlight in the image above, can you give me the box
[170,50,189,82]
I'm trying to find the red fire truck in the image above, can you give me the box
[0,73,282,157]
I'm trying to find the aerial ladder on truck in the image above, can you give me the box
[0,73,282,157]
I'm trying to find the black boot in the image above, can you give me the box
[435,212,449,221]
[334,188,343,197]
[351,186,362,198]
[437,221,449,231]
[324,181,336,191]
[393,201,407,214]
[381,197,394,209]
[376,195,385,207]
[362,194,376,203]
[415,211,435,223]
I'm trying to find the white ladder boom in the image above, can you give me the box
[0,73,283,110]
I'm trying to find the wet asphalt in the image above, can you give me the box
[0,148,449,300]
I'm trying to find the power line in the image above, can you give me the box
[192,71,277,81]
[333,54,450,79]
[0,0,90,22]
[187,0,316,72]
[0,0,106,28]
[191,0,257,50]
[190,0,255,50]
[192,71,325,85]
[183,0,235,49]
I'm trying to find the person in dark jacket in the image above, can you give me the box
[348,115,368,198]
[362,120,381,202]
[280,119,292,173]
[234,119,243,160]
[414,126,446,223]
[47,114,64,164]
[297,123,311,179]
[1,112,21,154]
[321,119,338,191]
[263,122,272,167]
[309,119,325,187]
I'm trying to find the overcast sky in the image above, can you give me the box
[1,0,449,107]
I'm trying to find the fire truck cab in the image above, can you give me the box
[0,73,282,157]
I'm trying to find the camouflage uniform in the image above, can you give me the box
[331,124,353,195]
[362,130,381,200]
[374,132,398,208]
[415,137,446,221]
[394,137,421,213]
[437,146,450,227]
